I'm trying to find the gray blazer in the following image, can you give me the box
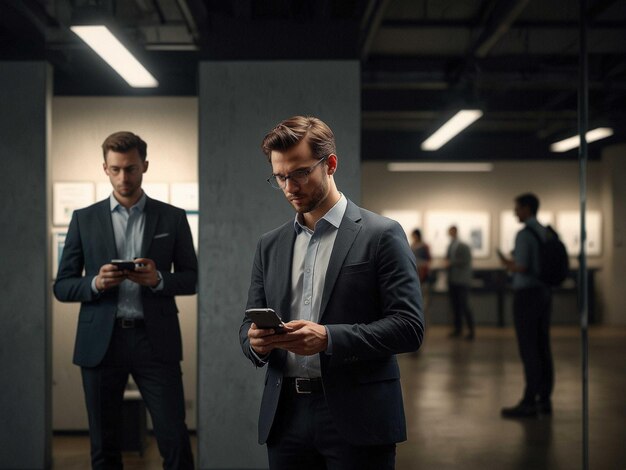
[446,240,473,286]
[239,199,424,446]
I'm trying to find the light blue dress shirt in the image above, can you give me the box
[284,194,347,378]
[90,192,162,318]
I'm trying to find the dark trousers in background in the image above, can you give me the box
[81,323,194,470]
[267,387,396,470]
[448,284,475,334]
[513,286,554,404]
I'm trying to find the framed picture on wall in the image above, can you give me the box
[96,182,110,201]
[381,210,422,243]
[51,227,67,279]
[425,211,491,258]
[556,210,602,257]
[171,182,198,211]
[53,182,95,226]
[142,182,170,203]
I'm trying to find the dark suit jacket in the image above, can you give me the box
[240,200,424,446]
[54,196,197,367]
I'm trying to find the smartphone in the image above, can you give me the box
[111,259,136,271]
[245,308,285,333]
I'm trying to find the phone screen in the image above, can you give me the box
[111,259,136,271]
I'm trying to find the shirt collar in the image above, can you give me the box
[293,193,347,234]
[109,191,147,213]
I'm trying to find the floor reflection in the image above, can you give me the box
[53,325,626,469]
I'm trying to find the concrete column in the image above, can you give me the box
[197,61,360,469]
[600,144,626,325]
[0,62,51,469]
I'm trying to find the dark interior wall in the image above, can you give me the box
[0,62,51,469]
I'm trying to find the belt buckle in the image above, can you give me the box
[121,318,134,328]
[294,378,311,394]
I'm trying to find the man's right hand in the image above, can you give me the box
[95,264,127,291]
[248,323,295,356]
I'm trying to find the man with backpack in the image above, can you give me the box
[499,193,555,418]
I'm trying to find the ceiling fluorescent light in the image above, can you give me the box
[550,127,614,153]
[421,109,483,151]
[71,25,158,88]
[388,162,494,172]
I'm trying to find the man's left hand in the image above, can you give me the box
[126,258,160,287]
[270,320,328,356]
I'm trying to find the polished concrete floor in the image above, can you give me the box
[53,325,626,469]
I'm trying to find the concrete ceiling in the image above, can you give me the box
[1,0,625,161]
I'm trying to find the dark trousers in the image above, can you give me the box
[513,286,554,404]
[267,387,396,470]
[81,323,194,470]
[449,284,475,334]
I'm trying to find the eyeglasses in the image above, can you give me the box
[267,156,328,190]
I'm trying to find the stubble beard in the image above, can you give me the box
[291,177,329,215]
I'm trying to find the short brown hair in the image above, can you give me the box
[261,116,336,162]
[101,131,147,161]
[515,193,540,216]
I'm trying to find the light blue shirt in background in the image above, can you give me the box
[90,192,162,318]
[513,216,546,290]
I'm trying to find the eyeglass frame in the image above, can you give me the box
[266,155,329,190]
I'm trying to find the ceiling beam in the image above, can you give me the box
[587,0,622,20]
[471,0,530,58]
[360,0,392,62]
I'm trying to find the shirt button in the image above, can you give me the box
[304,299,310,305]
[306,268,311,273]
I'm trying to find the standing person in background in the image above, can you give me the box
[445,225,475,340]
[240,115,424,469]
[410,229,432,285]
[410,229,432,315]
[54,131,197,469]
[500,193,554,418]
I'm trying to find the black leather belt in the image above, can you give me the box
[284,377,324,394]
[116,318,145,328]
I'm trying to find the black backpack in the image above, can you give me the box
[526,225,570,287]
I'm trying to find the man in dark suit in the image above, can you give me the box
[54,131,196,469]
[239,116,424,469]
[445,225,475,340]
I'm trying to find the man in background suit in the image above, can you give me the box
[240,116,424,469]
[445,225,475,340]
[54,131,196,469]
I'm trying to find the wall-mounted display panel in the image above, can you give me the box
[171,182,198,211]
[53,182,95,226]
[425,211,491,258]
[557,211,602,257]
[499,211,554,255]
[51,228,67,279]
[381,210,422,243]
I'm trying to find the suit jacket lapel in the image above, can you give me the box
[276,223,296,322]
[141,196,159,257]
[319,200,362,321]
[96,199,118,260]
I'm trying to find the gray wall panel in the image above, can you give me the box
[197,61,360,469]
[0,62,51,469]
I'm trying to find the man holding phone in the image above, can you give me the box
[54,131,197,469]
[240,116,424,469]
